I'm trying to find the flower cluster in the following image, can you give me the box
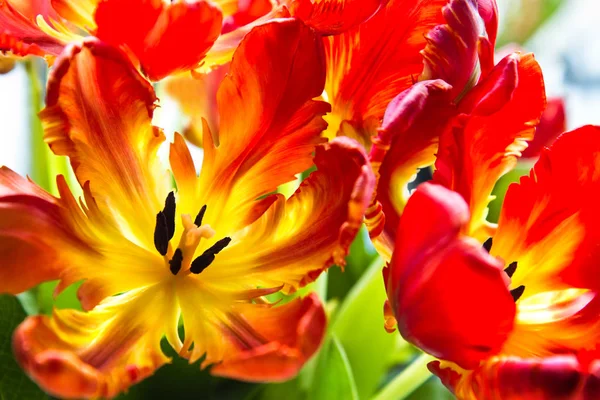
[0,0,597,399]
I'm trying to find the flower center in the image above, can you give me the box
[153,192,231,276]
[483,237,525,302]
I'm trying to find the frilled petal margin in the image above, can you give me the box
[13,284,179,399]
[387,183,515,369]
[94,0,223,80]
[40,38,171,250]
[433,52,546,240]
[430,353,600,400]
[174,18,330,236]
[365,79,453,260]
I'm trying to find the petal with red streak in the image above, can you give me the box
[286,0,387,35]
[433,53,546,240]
[179,19,329,235]
[493,125,600,295]
[95,0,222,81]
[220,0,273,33]
[388,183,515,368]
[366,80,454,260]
[13,284,179,399]
[0,0,64,57]
[52,0,99,30]
[205,137,375,293]
[40,39,171,250]
[323,0,447,146]
[522,97,566,158]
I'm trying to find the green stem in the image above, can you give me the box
[25,59,50,191]
[371,353,434,400]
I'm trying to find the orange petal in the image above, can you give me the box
[420,0,484,99]
[40,39,171,250]
[0,0,64,57]
[0,168,94,294]
[205,137,375,293]
[431,354,600,400]
[323,0,446,146]
[95,0,222,81]
[522,97,566,158]
[164,64,229,147]
[13,284,179,399]
[209,294,326,381]
[433,53,546,240]
[286,0,387,35]
[182,19,329,235]
[366,79,454,260]
[492,125,600,296]
[388,183,515,368]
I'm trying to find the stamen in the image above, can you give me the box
[190,237,232,274]
[169,248,183,275]
[154,211,169,255]
[153,192,177,255]
[194,205,207,226]
[504,261,518,278]
[482,237,493,252]
[510,285,525,302]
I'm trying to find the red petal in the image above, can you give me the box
[388,183,515,368]
[95,0,223,80]
[522,97,566,158]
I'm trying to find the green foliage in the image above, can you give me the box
[0,295,50,400]
[309,337,359,400]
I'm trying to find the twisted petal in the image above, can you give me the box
[40,39,171,249]
[0,168,92,294]
[95,0,223,80]
[493,125,600,296]
[323,0,446,147]
[207,137,375,293]
[522,97,566,158]
[286,0,387,34]
[0,0,65,57]
[13,284,179,399]
[420,0,484,99]
[388,183,515,368]
[431,354,600,400]
[173,19,329,236]
[366,80,454,260]
[176,280,326,381]
[433,53,546,240]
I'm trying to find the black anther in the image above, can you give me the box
[504,261,518,278]
[510,285,525,302]
[154,211,169,255]
[169,248,184,275]
[482,237,493,252]
[163,192,176,241]
[190,237,232,274]
[194,205,207,227]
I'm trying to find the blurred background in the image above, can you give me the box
[0,0,599,399]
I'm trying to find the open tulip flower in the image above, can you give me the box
[0,18,375,398]
[385,125,600,398]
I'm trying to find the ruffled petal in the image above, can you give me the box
[493,125,600,296]
[286,0,386,34]
[365,79,454,260]
[177,280,326,381]
[323,0,446,147]
[40,39,171,250]
[13,284,179,399]
[163,64,229,147]
[433,53,546,240]
[388,183,515,368]
[178,19,329,235]
[0,0,65,57]
[94,0,223,81]
[420,0,484,100]
[0,168,93,294]
[205,137,375,293]
[431,353,600,400]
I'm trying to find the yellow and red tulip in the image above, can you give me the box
[0,18,375,398]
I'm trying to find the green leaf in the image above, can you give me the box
[309,336,358,400]
[0,295,50,400]
[331,257,405,399]
[487,160,534,223]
